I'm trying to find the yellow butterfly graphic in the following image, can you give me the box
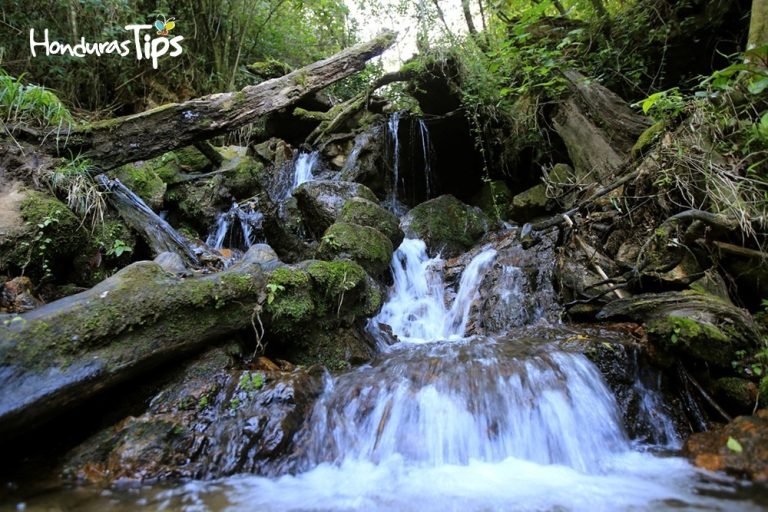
[154,15,176,36]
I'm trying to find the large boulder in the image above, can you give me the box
[338,197,403,246]
[315,222,393,277]
[113,162,167,211]
[401,195,491,258]
[507,184,555,223]
[294,180,378,238]
[685,410,768,482]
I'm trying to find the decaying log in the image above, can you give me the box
[53,31,397,170]
[96,175,199,266]
[0,253,267,438]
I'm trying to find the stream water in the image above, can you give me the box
[10,239,766,511]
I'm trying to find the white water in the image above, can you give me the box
[206,203,264,250]
[288,151,319,197]
[387,112,401,210]
[369,239,496,343]
[417,118,433,198]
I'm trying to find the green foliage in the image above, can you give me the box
[633,88,685,121]
[265,283,285,305]
[726,436,743,453]
[237,371,265,393]
[0,68,72,130]
[106,239,132,258]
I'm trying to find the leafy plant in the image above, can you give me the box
[106,239,133,258]
[265,283,285,305]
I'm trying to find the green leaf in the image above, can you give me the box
[726,436,743,453]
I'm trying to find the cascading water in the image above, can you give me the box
[368,239,496,344]
[290,151,319,195]
[387,112,401,211]
[417,118,433,199]
[205,202,264,250]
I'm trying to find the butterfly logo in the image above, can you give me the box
[154,15,176,36]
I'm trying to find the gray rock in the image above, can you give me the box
[294,180,379,238]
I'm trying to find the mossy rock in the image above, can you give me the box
[470,180,513,221]
[294,180,379,238]
[0,191,87,280]
[70,217,137,287]
[165,175,229,230]
[113,163,167,211]
[316,222,393,276]
[220,151,266,200]
[339,197,403,246]
[401,195,490,258]
[647,314,732,367]
[507,184,553,223]
[264,259,383,335]
[712,377,759,415]
[285,327,374,371]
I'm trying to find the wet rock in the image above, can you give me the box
[154,252,186,275]
[217,146,268,200]
[316,222,393,277]
[294,180,379,238]
[447,229,561,334]
[243,243,280,270]
[689,270,731,302]
[685,410,768,482]
[338,197,403,246]
[0,276,43,313]
[63,346,327,484]
[711,377,759,416]
[507,184,554,223]
[280,326,376,372]
[401,195,491,258]
[598,291,761,369]
[337,125,387,195]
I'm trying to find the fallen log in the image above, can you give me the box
[52,31,396,170]
[96,175,199,266]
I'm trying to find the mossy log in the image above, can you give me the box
[52,31,397,170]
[0,253,268,439]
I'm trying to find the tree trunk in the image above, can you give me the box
[748,0,768,56]
[53,31,397,170]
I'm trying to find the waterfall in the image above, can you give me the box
[205,202,264,250]
[417,118,433,198]
[387,112,401,211]
[368,239,496,344]
[292,151,319,190]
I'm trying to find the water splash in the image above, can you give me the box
[369,239,496,344]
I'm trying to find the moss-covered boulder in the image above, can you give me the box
[507,184,554,223]
[165,174,229,231]
[401,195,491,258]
[316,222,393,276]
[113,162,167,211]
[264,258,383,335]
[598,291,761,369]
[0,190,88,280]
[470,180,513,221]
[339,197,403,246]
[216,146,267,199]
[294,180,379,238]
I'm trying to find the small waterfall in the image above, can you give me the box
[369,239,496,344]
[417,118,433,199]
[292,151,319,191]
[205,202,264,250]
[387,112,401,211]
[298,342,629,472]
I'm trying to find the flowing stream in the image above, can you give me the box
[19,237,764,511]
[205,202,264,251]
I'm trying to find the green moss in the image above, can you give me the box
[507,184,551,223]
[265,267,315,329]
[403,195,489,257]
[114,163,167,209]
[631,120,666,159]
[221,154,265,199]
[316,222,393,276]
[648,314,732,366]
[338,197,403,245]
[0,191,87,279]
